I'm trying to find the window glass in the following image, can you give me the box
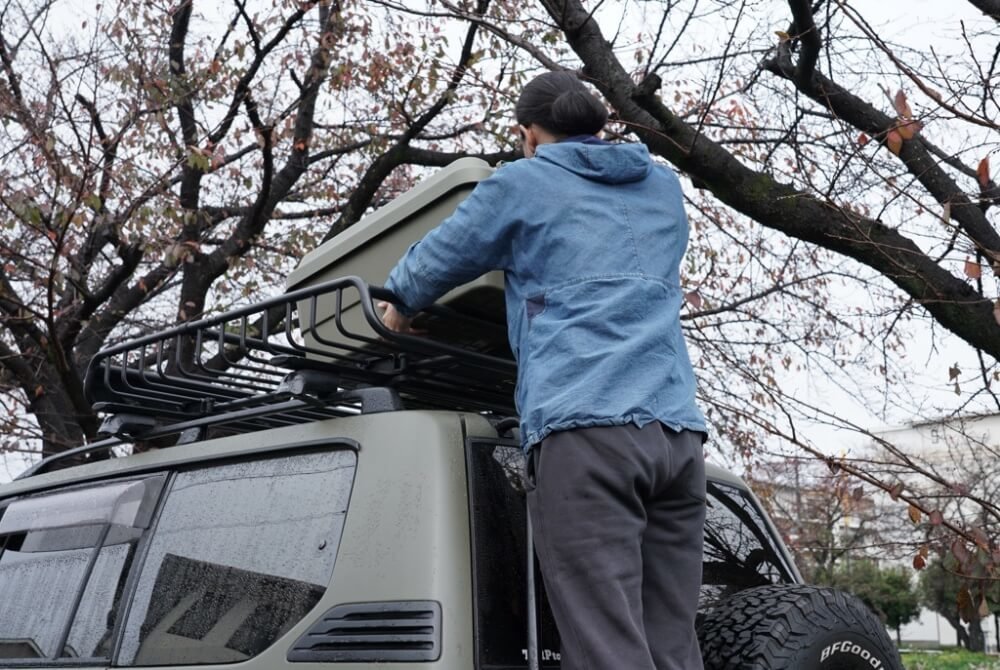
[700,481,794,610]
[0,536,93,659]
[118,449,356,666]
[62,538,139,659]
[467,442,562,669]
[0,475,161,663]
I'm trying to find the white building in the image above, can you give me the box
[872,414,1000,652]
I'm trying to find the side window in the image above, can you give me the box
[700,481,795,611]
[0,477,163,662]
[117,449,356,666]
[467,442,562,669]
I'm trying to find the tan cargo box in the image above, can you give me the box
[286,157,509,356]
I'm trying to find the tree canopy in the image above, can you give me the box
[3,0,1000,579]
[830,559,920,645]
[918,555,1000,652]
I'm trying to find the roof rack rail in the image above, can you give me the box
[80,274,516,438]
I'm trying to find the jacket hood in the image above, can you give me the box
[534,141,652,184]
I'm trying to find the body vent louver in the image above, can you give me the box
[288,600,442,663]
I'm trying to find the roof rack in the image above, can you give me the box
[80,274,516,442]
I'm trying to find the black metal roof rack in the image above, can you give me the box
[16,277,514,479]
[76,275,515,443]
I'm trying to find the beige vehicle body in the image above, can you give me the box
[0,406,789,670]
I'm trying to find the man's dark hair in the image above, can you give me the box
[515,71,608,137]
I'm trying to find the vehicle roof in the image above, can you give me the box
[2,411,753,498]
[704,462,748,488]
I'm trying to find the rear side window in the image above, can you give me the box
[0,447,355,667]
[117,449,355,666]
[0,477,163,662]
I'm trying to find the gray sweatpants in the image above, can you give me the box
[526,423,706,670]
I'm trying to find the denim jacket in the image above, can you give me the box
[385,140,707,448]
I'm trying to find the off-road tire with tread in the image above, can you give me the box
[698,584,903,670]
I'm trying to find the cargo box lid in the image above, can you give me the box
[287,157,495,290]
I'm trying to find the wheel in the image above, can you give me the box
[697,584,903,670]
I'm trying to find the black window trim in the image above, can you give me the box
[704,479,797,584]
[104,469,177,666]
[465,434,549,670]
[465,435,514,670]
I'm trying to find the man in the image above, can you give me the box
[380,71,707,670]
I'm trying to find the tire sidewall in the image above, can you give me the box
[794,631,896,670]
[698,585,903,670]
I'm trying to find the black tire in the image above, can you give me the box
[698,584,903,670]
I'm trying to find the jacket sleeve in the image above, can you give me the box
[384,167,517,316]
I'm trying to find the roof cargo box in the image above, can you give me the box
[286,157,509,356]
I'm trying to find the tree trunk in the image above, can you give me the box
[943,613,970,649]
[26,364,94,457]
[969,617,986,653]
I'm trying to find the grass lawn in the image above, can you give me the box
[902,649,1000,669]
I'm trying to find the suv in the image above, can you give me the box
[0,156,903,669]
[0,277,901,670]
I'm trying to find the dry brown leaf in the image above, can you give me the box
[685,291,703,310]
[887,130,903,155]
[894,89,913,118]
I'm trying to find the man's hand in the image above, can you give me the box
[378,301,418,334]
